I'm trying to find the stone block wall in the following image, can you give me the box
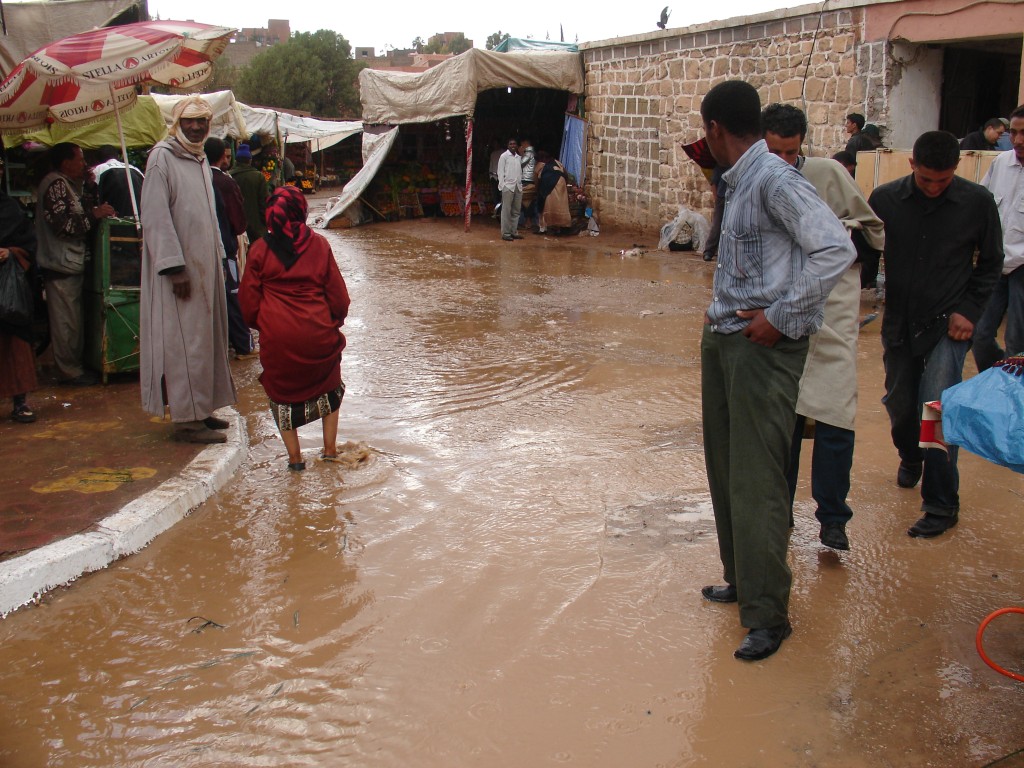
[581,6,881,234]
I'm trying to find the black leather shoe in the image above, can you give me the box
[734,623,792,661]
[897,460,923,488]
[701,584,737,603]
[702,250,716,262]
[908,513,958,538]
[819,522,850,551]
[204,415,230,430]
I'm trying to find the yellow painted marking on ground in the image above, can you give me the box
[30,421,121,440]
[31,467,158,494]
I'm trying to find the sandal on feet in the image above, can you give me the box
[11,404,36,423]
[288,461,306,472]
[317,452,343,464]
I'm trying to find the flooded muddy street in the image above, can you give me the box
[2,205,1024,767]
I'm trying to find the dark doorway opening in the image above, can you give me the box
[473,88,570,162]
[939,38,1022,138]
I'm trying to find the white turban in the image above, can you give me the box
[169,95,213,157]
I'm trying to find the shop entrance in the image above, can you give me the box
[939,38,1022,137]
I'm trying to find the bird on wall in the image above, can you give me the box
[657,6,671,29]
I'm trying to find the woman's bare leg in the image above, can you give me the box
[280,427,302,465]
[322,409,340,457]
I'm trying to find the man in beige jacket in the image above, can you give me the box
[761,103,885,552]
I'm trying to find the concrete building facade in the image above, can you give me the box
[579,0,1024,232]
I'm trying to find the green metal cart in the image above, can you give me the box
[84,217,142,382]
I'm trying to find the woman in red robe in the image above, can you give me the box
[239,186,350,471]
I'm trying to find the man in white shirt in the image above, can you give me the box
[497,138,523,242]
[973,104,1024,371]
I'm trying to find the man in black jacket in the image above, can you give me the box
[868,131,1003,538]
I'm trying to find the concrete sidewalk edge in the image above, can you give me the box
[0,408,248,617]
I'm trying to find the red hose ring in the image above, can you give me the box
[976,607,1024,683]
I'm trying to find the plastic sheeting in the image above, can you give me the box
[560,114,587,188]
[240,104,361,151]
[359,48,584,125]
[315,127,399,228]
[493,38,579,52]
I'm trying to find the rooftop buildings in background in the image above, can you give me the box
[220,21,466,78]
[356,47,454,72]
[220,19,291,72]
[355,32,472,72]
[234,20,290,46]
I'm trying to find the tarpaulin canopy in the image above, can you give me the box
[0,0,144,77]
[359,48,584,125]
[2,93,166,148]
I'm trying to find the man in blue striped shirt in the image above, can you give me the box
[698,81,856,661]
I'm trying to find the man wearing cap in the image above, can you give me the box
[229,142,268,243]
[139,95,236,443]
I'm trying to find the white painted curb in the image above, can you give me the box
[0,408,247,617]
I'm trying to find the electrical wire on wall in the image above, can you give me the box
[798,0,830,155]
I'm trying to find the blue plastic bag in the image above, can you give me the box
[942,359,1024,474]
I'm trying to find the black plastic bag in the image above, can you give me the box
[0,256,33,327]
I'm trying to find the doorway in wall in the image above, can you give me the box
[939,38,1022,139]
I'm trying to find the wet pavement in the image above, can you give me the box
[2,198,1024,767]
[0,376,204,560]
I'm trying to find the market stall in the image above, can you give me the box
[321,48,585,230]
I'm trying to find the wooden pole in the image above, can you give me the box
[463,117,474,232]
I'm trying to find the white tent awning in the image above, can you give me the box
[151,90,362,150]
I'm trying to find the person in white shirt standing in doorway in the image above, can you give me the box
[497,138,523,242]
[973,104,1024,371]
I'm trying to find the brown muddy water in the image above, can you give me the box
[2,201,1024,767]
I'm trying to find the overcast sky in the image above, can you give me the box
[147,0,800,54]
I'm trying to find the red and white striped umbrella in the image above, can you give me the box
[0,20,235,132]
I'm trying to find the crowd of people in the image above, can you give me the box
[0,95,350,464]
[698,80,1021,662]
